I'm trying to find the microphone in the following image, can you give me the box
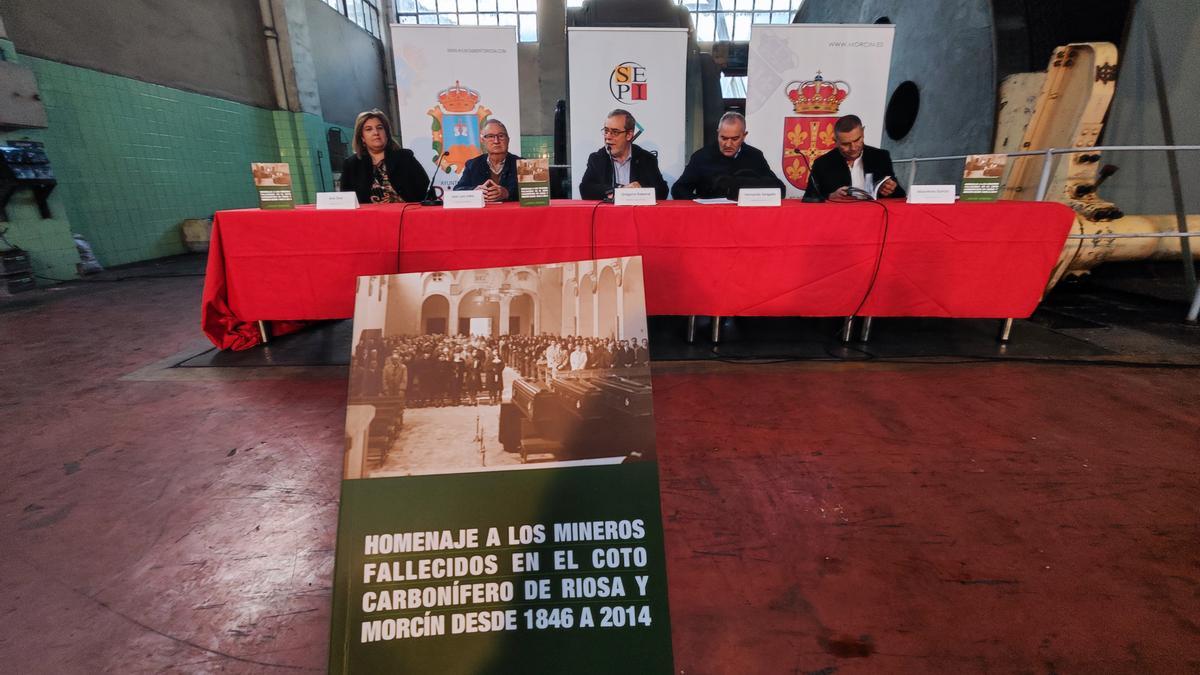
[421,151,451,206]
[602,146,617,203]
[607,146,619,189]
[795,150,825,203]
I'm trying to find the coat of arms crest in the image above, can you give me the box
[427,81,492,175]
[781,72,850,191]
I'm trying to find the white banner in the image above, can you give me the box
[745,24,895,198]
[568,27,688,198]
[391,25,521,194]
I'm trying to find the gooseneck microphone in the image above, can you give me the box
[602,146,617,203]
[421,151,451,206]
[796,150,825,203]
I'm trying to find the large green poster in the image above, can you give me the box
[331,258,672,673]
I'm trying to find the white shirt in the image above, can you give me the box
[545,345,563,371]
[848,155,866,191]
[569,350,588,371]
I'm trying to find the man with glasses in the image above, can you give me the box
[454,118,521,202]
[579,109,669,200]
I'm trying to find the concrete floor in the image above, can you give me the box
[1,262,1198,673]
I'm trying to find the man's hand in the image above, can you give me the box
[877,178,897,197]
[625,181,642,189]
[833,186,851,199]
[480,179,504,202]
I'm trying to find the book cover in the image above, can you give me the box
[961,154,1007,201]
[517,158,550,207]
[251,162,295,209]
[329,258,673,673]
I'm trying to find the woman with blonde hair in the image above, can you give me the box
[340,109,430,203]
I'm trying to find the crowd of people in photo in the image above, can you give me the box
[350,333,504,408]
[501,335,650,380]
[349,331,651,408]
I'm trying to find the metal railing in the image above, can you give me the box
[893,145,1200,321]
[894,145,1200,202]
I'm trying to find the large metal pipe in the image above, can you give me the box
[258,0,290,111]
[1047,214,1200,289]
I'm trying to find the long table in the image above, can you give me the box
[201,200,1076,350]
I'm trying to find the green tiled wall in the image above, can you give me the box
[521,135,553,160]
[8,56,349,270]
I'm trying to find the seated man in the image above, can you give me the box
[671,112,784,200]
[454,119,520,202]
[579,108,669,200]
[809,114,905,200]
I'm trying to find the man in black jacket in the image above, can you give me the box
[578,109,669,200]
[672,112,784,200]
[809,114,904,200]
[453,119,520,202]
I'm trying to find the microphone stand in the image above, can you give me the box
[421,151,451,206]
[796,149,825,203]
[602,146,617,203]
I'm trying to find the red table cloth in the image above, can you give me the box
[201,200,1075,350]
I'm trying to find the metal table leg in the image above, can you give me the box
[258,320,271,344]
[998,318,1014,343]
[859,316,874,343]
[711,315,722,343]
[840,316,854,343]
[687,315,697,343]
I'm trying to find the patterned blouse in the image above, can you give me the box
[370,159,403,203]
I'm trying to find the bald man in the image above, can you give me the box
[672,112,784,200]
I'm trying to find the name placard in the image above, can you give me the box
[614,187,656,206]
[316,192,359,210]
[906,185,957,204]
[737,188,782,207]
[443,190,486,209]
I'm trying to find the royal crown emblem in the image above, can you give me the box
[437,81,481,113]
[785,72,851,115]
[780,71,851,193]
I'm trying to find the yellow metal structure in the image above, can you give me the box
[994,41,1198,288]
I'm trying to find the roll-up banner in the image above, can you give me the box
[567,27,688,198]
[329,259,673,673]
[745,24,895,198]
[391,25,522,194]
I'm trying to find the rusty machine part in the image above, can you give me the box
[995,41,1198,289]
[996,42,1121,218]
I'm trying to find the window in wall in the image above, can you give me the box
[721,76,747,98]
[678,0,805,42]
[565,1,804,43]
[396,0,539,43]
[324,0,383,38]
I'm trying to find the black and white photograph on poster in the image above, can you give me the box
[343,257,655,479]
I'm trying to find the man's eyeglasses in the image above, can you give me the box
[482,133,508,141]
[601,127,629,137]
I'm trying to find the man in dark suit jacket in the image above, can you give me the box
[672,111,784,200]
[809,114,905,201]
[579,109,669,200]
[454,119,520,202]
